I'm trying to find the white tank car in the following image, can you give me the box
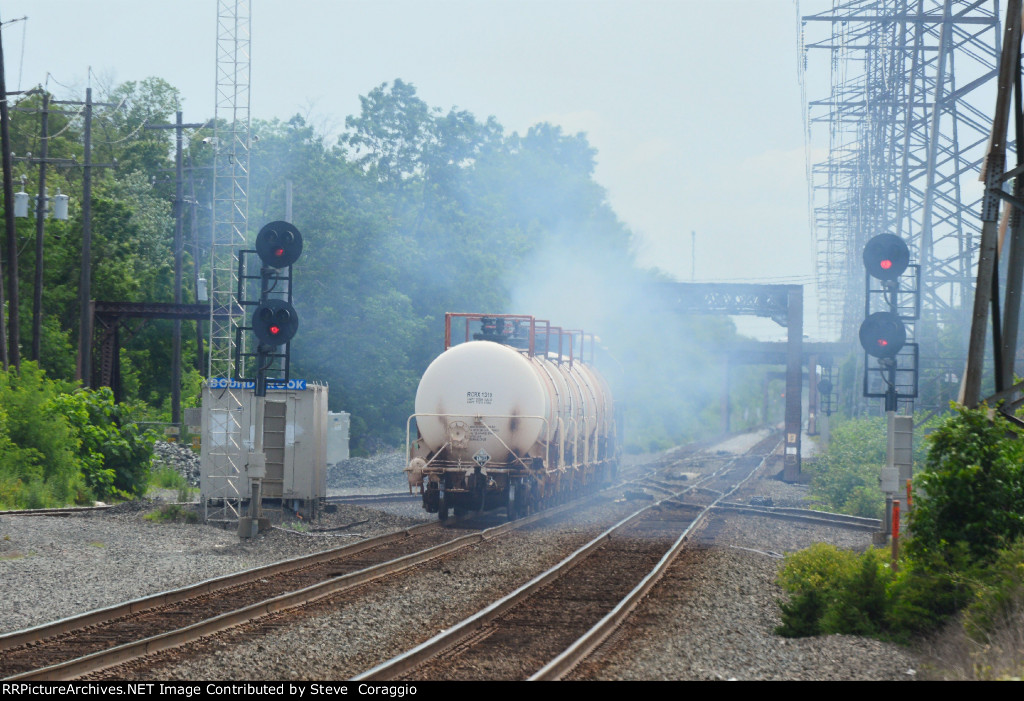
[406,314,619,522]
[414,340,551,466]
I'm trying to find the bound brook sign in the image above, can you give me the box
[208,378,308,391]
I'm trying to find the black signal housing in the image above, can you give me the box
[863,233,909,281]
[859,311,907,359]
[252,298,299,346]
[256,221,303,269]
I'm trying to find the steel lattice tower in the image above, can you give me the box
[210,0,251,379]
[799,0,1002,410]
[204,0,252,525]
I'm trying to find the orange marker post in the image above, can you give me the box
[906,479,912,510]
[891,500,901,572]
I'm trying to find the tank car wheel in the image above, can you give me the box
[438,494,449,522]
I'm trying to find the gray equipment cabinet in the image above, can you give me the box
[200,380,329,521]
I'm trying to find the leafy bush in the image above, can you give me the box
[803,417,887,518]
[910,406,1024,564]
[805,415,938,518]
[0,363,88,507]
[775,543,895,637]
[963,539,1024,640]
[51,386,156,499]
[0,364,156,508]
[144,503,198,523]
[777,407,1024,652]
[884,545,973,637]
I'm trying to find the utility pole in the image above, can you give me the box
[32,93,48,362]
[51,88,115,386]
[14,89,97,364]
[76,88,94,385]
[146,113,209,426]
[0,11,19,370]
[187,149,208,375]
[690,231,695,282]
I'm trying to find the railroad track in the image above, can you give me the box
[0,519,465,681]
[326,492,420,505]
[352,434,780,681]
[0,433,773,681]
[0,505,113,517]
[0,464,674,682]
[713,501,882,531]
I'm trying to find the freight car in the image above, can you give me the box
[405,313,619,521]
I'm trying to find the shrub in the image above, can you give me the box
[0,363,85,507]
[0,364,156,507]
[51,386,156,499]
[150,465,188,491]
[885,545,972,637]
[775,543,896,638]
[144,503,198,523]
[963,539,1024,640]
[805,415,938,518]
[804,417,887,518]
[777,407,1024,652]
[911,406,1024,564]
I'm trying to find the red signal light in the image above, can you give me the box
[256,221,303,268]
[863,234,909,280]
[859,311,906,358]
[252,299,298,346]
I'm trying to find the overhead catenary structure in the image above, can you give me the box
[799,0,1002,411]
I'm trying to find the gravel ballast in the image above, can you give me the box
[0,501,428,636]
[0,440,925,680]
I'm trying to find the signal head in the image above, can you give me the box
[256,221,303,268]
[863,234,909,281]
[859,311,907,359]
[252,298,299,346]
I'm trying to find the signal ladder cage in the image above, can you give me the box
[233,248,295,387]
[863,264,921,413]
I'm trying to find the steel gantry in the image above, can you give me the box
[799,1,1002,410]
[656,283,805,480]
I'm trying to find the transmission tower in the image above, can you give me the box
[204,0,252,525]
[799,0,1002,411]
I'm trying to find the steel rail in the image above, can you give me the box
[0,520,441,655]
[2,484,608,681]
[351,451,748,682]
[326,492,421,504]
[0,441,710,664]
[712,502,882,531]
[0,505,113,517]
[530,444,779,680]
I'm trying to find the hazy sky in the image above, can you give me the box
[0,0,816,339]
